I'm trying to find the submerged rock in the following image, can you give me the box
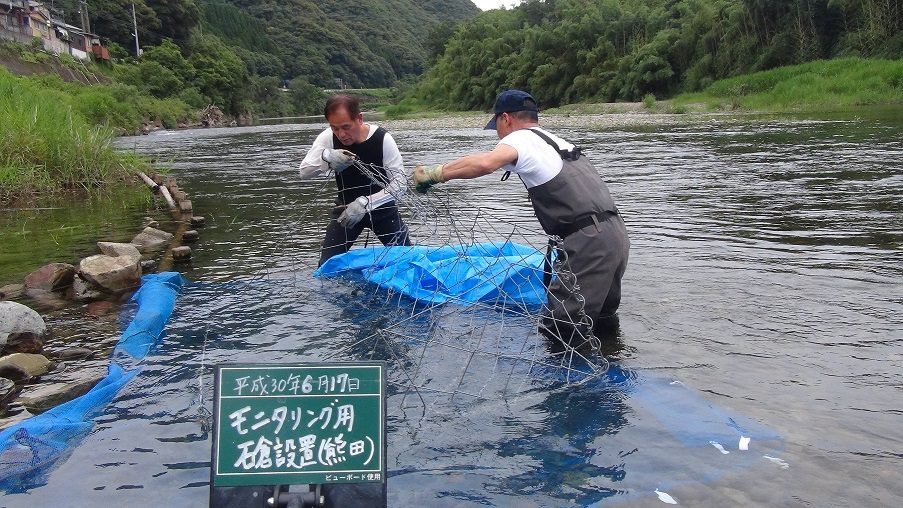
[97,242,142,264]
[17,370,104,414]
[0,377,14,395]
[51,347,94,361]
[131,226,174,253]
[1,332,44,355]
[23,288,69,311]
[0,353,54,377]
[71,276,104,302]
[23,263,76,292]
[0,377,17,405]
[0,284,24,301]
[0,408,33,430]
[85,300,116,317]
[78,254,141,293]
[140,259,158,273]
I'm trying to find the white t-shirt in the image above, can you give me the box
[498,127,576,188]
[298,124,405,209]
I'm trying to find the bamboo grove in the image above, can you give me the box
[412,0,903,109]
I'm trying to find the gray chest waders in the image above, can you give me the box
[509,129,625,346]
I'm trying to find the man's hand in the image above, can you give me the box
[338,196,369,228]
[322,148,356,172]
[412,164,444,193]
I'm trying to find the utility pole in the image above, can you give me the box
[78,0,90,33]
[131,2,140,57]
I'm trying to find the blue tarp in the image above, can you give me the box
[314,242,549,306]
[0,272,184,489]
[115,272,184,360]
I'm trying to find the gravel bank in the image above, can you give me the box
[379,109,740,131]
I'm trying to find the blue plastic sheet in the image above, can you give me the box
[115,272,184,359]
[314,242,549,306]
[477,362,785,506]
[0,272,184,489]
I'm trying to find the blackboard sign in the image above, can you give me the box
[211,363,386,487]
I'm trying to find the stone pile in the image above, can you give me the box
[139,172,206,264]
[0,173,204,428]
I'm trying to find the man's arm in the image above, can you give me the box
[441,144,519,181]
[412,144,518,193]
[298,130,333,179]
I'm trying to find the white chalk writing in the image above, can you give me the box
[232,433,374,471]
[229,372,363,396]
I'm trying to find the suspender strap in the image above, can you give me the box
[529,128,581,161]
[499,128,580,184]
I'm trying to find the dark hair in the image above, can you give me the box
[324,94,361,119]
[510,109,539,123]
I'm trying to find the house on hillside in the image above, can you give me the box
[27,0,70,55]
[0,0,32,45]
[0,0,109,62]
[52,20,109,62]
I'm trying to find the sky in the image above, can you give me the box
[472,0,523,10]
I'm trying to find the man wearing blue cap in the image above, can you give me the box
[412,89,630,346]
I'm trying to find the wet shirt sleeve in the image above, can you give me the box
[364,131,406,210]
[298,129,333,180]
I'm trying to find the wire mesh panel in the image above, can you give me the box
[286,161,609,420]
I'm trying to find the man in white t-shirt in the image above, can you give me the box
[413,90,630,347]
[299,94,411,266]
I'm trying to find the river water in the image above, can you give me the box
[2,113,901,506]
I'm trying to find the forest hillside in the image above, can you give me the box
[411,0,902,110]
[48,0,480,88]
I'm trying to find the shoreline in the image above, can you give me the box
[378,109,735,131]
[352,103,903,132]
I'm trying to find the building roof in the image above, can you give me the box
[0,0,28,8]
[51,19,99,39]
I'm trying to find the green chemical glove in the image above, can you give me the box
[412,164,444,193]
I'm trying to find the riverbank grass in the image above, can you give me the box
[674,58,903,112]
[0,69,148,202]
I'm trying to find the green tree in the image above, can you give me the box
[426,21,459,64]
[142,39,195,83]
[289,77,326,115]
[187,33,247,115]
[246,75,291,117]
[139,60,184,97]
[145,0,202,45]
[412,0,903,109]
[87,0,161,53]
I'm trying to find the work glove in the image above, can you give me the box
[412,164,444,193]
[338,196,369,228]
[322,148,356,172]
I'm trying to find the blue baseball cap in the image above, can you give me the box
[485,89,539,129]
